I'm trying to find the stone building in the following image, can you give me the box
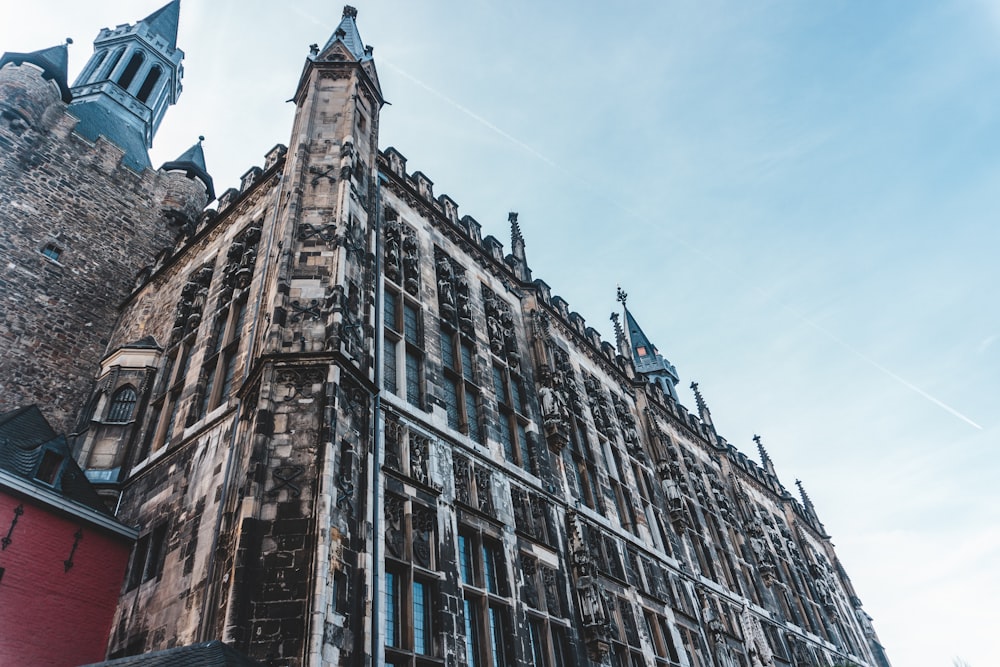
[0,4,892,667]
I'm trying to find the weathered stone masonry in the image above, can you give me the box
[1,5,892,667]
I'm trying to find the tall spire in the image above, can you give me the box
[795,478,825,532]
[619,287,680,400]
[753,434,777,478]
[690,381,713,428]
[320,6,370,61]
[141,0,181,51]
[68,0,185,169]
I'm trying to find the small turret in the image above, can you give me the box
[159,136,214,234]
[161,136,215,200]
[0,41,72,130]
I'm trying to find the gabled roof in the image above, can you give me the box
[0,42,72,102]
[79,641,264,666]
[141,0,182,51]
[0,405,108,513]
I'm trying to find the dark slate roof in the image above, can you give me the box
[162,138,215,200]
[126,335,162,350]
[141,0,182,51]
[78,641,264,667]
[67,100,152,170]
[321,6,369,61]
[0,405,109,513]
[0,42,72,102]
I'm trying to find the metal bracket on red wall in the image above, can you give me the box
[1,504,23,551]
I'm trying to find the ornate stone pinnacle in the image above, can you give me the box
[509,212,522,243]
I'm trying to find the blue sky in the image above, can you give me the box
[3,1,999,665]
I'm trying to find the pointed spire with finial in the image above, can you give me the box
[618,286,680,400]
[690,381,714,428]
[795,478,825,532]
[753,434,778,478]
[320,5,370,61]
[161,135,215,200]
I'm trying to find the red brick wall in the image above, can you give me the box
[0,490,132,666]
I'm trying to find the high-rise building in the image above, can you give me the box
[0,4,891,666]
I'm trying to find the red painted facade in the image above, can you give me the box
[0,489,133,667]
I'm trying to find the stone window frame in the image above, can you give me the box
[457,521,514,667]
[439,324,482,443]
[383,492,442,665]
[140,263,214,459]
[39,240,63,263]
[106,384,139,423]
[642,608,683,667]
[125,522,168,591]
[383,285,425,410]
[491,361,534,475]
[606,594,645,666]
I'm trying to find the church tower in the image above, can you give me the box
[0,0,209,434]
[68,0,184,170]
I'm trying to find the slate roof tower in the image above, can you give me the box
[68,0,184,170]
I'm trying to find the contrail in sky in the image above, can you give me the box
[380,58,983,431]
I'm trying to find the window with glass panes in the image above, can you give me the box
[142,265,214,459]
[440,326,482,442]
[608,595,645,667]
[491,363,533,473]
[384,493,440,666]
[458,526,513,667]
[519,552,570,667]
[643,610,683,667]
[384,288,424,408]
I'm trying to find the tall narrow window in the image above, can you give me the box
[384,287,424,409]
[136,65,161,103]
[440,328,482,442]
[384,495,438,664]
[460,526,512,667]
[493,364,533,473]
[117,51,144,90]
[143,264,214,457]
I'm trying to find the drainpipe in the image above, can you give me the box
[371,170,387,667]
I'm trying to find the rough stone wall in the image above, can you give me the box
[0,61,205,433]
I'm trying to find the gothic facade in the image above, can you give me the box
[0,4,891,667]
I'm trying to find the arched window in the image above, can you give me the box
[117,51,144,90]
[108,385,138,423]
[137,66,161,103]
[100,48,125,80]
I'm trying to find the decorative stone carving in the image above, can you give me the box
[384,494,404,559]
[482,285,519,368]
